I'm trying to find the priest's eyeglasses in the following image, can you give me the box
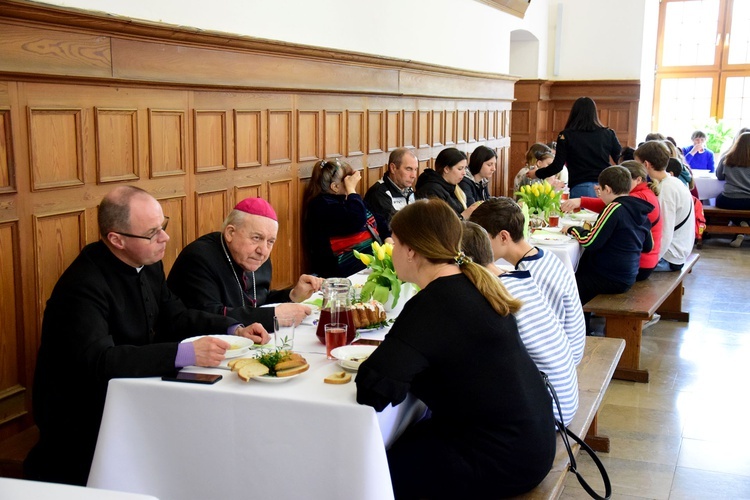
[113,217,169,243]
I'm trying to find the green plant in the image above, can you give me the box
[514,180,561,213]
[700,118,734,154]
[353,242,403,308]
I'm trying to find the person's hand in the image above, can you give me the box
[462,201,483,220]
[236,323,269,345]
[193,336,230,367]
[526,168,538,179]
[549,178,566,189]
[274,303,312,326]
[289,274,323,302]
[561,198,581,213]
[384,237,394,244]
[343,170,361,194]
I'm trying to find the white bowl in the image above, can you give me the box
[330,345,378,371]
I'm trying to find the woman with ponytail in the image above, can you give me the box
[356,199,555,499]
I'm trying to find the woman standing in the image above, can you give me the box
[356,199,555,499]
[459,145,496,204]
[528,96,621,198]
[302,158,387,278]
[415,147,481,219]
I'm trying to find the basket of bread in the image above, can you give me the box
[228,350,309,382]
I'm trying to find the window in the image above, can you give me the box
[654,0,750,144]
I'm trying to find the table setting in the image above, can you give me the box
[88,263,425,500]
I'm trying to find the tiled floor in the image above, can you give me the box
[561,237,750,499]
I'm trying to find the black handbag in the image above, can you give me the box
[542,372,612,500]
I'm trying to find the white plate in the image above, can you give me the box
[566,209,598,222]
[251,372,303,383]
[544,226,563,233]
[331,345,378,371]
[529,232,573,246]
[181,334,255,359]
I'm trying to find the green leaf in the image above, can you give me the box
[372,284,390,304]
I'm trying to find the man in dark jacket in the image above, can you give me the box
[25,186,268,486]
[168,198,323,331]
[364,148,417,226]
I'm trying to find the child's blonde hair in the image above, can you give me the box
[525,143,554,167]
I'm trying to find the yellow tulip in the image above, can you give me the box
[360,253,372,266]
[371,241,381,254]
[545,183,553,194]
[383,242,393,256]
[377,247,386,261]
[532,185,540,196]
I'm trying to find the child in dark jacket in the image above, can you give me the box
[564,165,654,331]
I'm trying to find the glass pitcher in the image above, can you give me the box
[315,278,356,345]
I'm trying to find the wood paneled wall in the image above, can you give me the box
[510,80,640,189]
[0,1,516,440]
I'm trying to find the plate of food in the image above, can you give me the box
[351,300,387,332]
[565,209,599,222]
[330,345,378,371]
[230,350,309,382]
[529,231,573,246]
[181,334,255,359]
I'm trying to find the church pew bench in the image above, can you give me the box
[513,336,625,500]
[700,207,750,248]
[582,253,699,383]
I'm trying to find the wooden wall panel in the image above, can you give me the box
[457,111,467,144]
[195,190,227,239]
[268,110,292,165]
[234,111,262,169]
[0,109,14,192]
[402,110,416,149]
[28,108,84,190]
[386,110,400,152]
[297,111,320,162]
[235,184,262,205]
[148,109,186,178]
[431,111,443,147]
[368,111,384,154]
[33,211,86,328]
[194,111,227,173]
[0,222,20,395]
[417,111,430,149]
[346,111,364,157]
[323,111,344,159]
[267,179,294,289]
[158,196,186,274]
[95,108,139,183]
[445,111,456,146]
[479,111,488,142]
[468,110,477,143]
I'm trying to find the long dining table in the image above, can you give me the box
[87,280,425,500]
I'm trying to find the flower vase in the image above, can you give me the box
[528,209,547,231]
[384,282,416,315]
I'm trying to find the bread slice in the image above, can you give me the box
[324,371,352,385]
[275,363,309,378]
[237,361,270,381]
[274,357,307,371]
[228,357,261,371]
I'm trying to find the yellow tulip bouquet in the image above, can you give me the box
[514,180,562,214]
[353,241,403,308]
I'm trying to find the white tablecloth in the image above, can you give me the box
[88,323,426,500]
[497,239,582,276]
[693,171,725,202]
[0,477,158,500]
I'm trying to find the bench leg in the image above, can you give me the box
[604,317,649,383]
[584,414,610,453]
[657,283,690,322]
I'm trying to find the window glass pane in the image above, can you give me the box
[657,78,714,142]
[728,0,750,64]
[662,0,720,66]
[722,77,750,132]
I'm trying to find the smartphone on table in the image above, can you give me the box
[161,372,222,385]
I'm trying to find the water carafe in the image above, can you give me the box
[315,278,356,345]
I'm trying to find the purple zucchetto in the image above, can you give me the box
[234,198,277,221]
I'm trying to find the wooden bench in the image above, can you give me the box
[0,426,38,479]
[583,253,700,383]
[700,207,750,247]
[514,336,625,500]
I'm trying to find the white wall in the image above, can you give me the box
[37,0,523,74]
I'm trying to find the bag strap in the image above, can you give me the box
[542,372,612,500]
[674,199,693,231]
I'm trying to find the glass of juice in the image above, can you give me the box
[548,212,560,228]
[325,323,348,359]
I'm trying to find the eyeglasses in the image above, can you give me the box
[113,217,169,243]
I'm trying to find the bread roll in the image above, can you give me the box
[324,371,352,384]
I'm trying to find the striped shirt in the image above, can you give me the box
[500,270,579,426]
[517,248,586,366]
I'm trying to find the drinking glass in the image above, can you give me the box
[325,323,348,359]
[274,316,296,351]
[548,211,560,228]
